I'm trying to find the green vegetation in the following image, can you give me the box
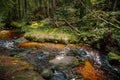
[23,23,79,44]
[108,52,120,62]
[0,1,120,78]
[0,0,119,54]
[0,56,44,80]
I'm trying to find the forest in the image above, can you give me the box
[0,0,120,80]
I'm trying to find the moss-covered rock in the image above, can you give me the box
[23,25,79,44]
[0,23,4,30]
[49,55,79,70]
[41,69,54,79]
[0,56,44,80]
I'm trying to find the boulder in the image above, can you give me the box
[49,55,79,70]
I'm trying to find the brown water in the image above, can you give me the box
[0,30,16,40]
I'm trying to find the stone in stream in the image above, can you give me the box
[49,55,79,70]
[0,56,44,80]
[41,69,54,79]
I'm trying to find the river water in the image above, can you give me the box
[0,30,120,80]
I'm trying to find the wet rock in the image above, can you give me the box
[49,55,79,70]
[0,56,44,80]
[15,37,28,43]
[41,69,54,79]
[15,48,54,74]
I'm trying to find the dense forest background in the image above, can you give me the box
[0,0,120,80]
[0,0,120,22]
[0,0,120,60]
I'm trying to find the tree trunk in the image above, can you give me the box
[50,0,55,25]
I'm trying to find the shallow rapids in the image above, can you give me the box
[0,30,120,80]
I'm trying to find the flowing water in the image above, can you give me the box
[0,30,120,80]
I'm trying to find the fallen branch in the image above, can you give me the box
[98,16,120,29]
[112,18,120,24]
[52,19,80,34]
[62,19,80,34]
[80,0,120,30]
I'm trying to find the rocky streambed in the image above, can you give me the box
[0,30,120,80]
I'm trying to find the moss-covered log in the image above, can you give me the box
[23,23,80,44]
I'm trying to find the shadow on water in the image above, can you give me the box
[0,30,120,80]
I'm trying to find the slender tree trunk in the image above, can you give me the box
[113,0,118,11]
[21,0,24,19]
[51,0,55,24]
[18,0,21,19]
[24,0,27,14]
[47,0,50,17]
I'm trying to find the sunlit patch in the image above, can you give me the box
[30,22,38,28]
[56,55,64,60]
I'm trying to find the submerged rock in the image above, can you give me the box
[41,69,54,79]
[0,56,44,80]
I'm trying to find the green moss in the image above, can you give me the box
[50,56,79,70]
[12,71,40,80]
[0,23,4,30]
[55,57,79,70]
[23,25,79,44]
[41,69,54,79]
[0,56,44,80]
[108,52,120,62]
[23,21,110,46]
[11,22,26,28]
